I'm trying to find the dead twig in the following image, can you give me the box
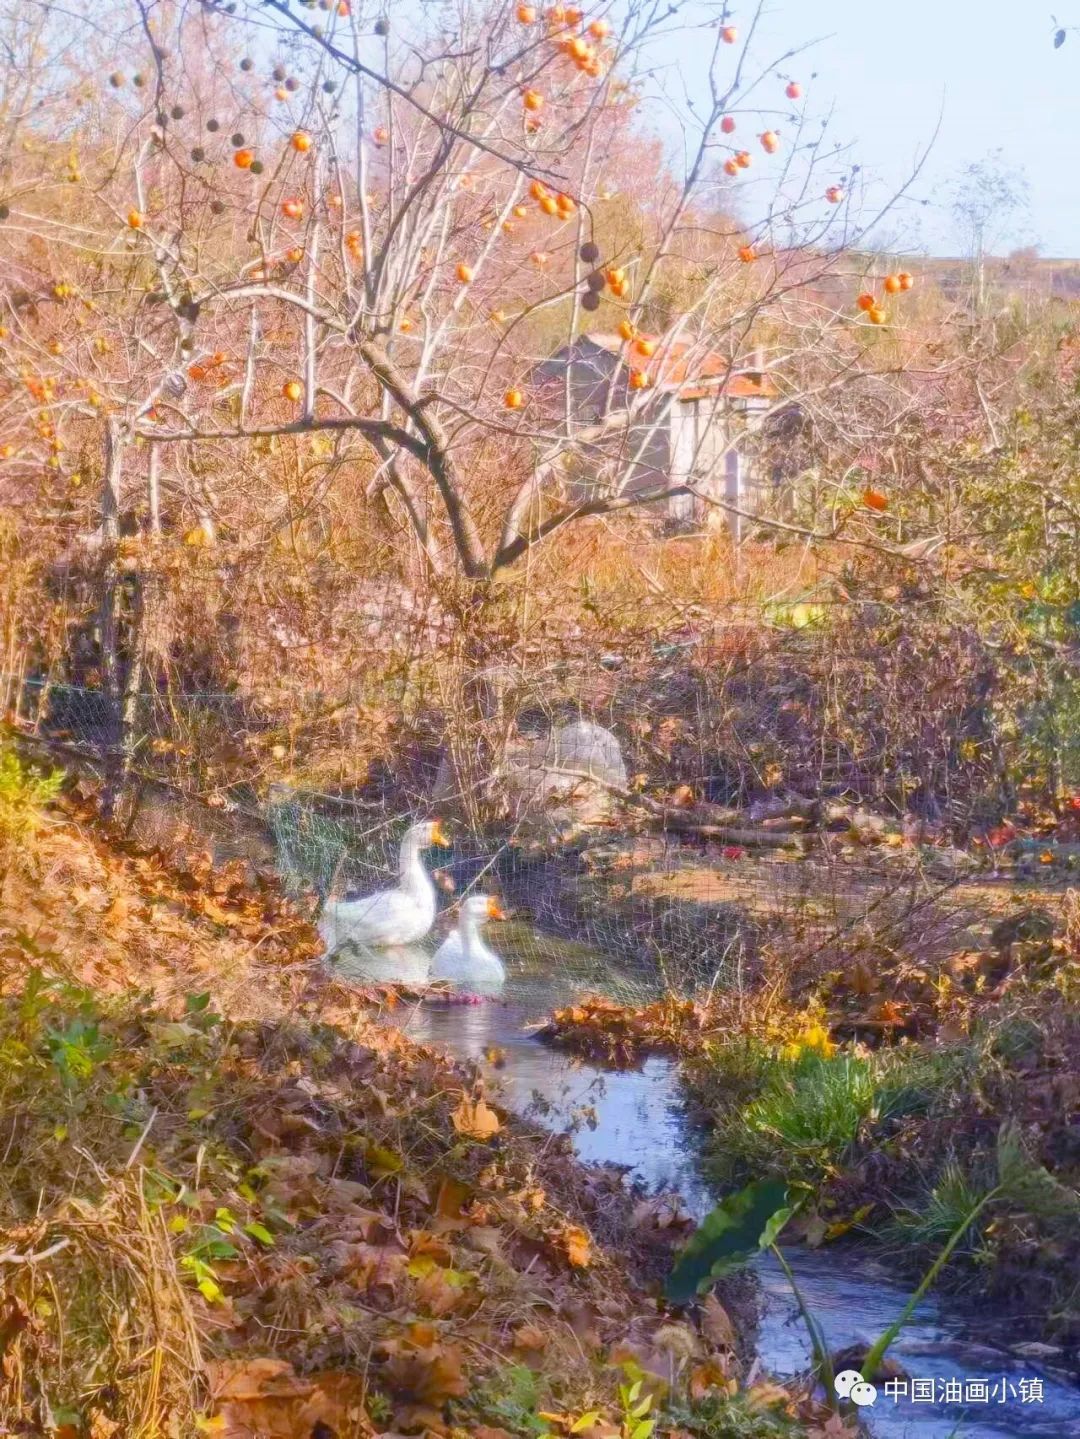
[0,1236,71,1265]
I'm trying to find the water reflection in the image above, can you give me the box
[394,982,715,1207]
[331,941,431,985]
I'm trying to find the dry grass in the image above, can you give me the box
[544,524,820,621]
[3,1187,203,1436]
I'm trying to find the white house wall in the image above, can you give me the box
[535,337,769,535]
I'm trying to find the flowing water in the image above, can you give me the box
[330,949,1080,1439]
[123,785,1078,1436]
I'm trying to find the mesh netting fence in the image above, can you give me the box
[2,659,993,1005]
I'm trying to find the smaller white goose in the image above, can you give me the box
[319,819,448,953]
[431,895,508,987]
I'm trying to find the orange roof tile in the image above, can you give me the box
[583,332,777,400]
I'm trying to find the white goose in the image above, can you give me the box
[319,819,448,952]
[431,894,508,987]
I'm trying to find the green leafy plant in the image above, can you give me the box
[46,1015,113,1086]
[184,991,222,1030]
[472,1364,549,1437]
[668,1124,1080,1415]
[616,1377,655,1439]
[665,1180,792,1303]
[708,1042,972,1189]
[0,746,60,884]
[862,1123,1078,1383]
[665,1391,804,1438]
[767,1246,836,1409]
[180,1221,241,1304]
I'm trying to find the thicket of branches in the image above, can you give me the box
[0,0,1076,823]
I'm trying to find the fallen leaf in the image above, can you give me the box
[366,1142,403,1178]
[513,1323,547,1351]
[824,1203,875,1241]
[383,1330,468,1405]
[102,893,129,929]
[563,1224,592,1268]
[451,1096,501,1140]
[414,1265,469,1317]
[347,1242,409,1299]
[433,1175,471,1218]
[409,1232,454,1266]
[746,1381,795,1414]
[209,1359,310,1401]
[690,1359,736,1401]
[701,1293,736,1351]
[0,1295,30,1351]
[810,1415,857,1437]
[868,999,908,1025]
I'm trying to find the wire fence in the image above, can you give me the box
[3,662,996,1003]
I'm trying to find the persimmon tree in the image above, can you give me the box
[0,0,942,809]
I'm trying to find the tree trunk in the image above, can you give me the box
[440,581,517,830]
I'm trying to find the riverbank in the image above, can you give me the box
[391,981,1078,1438]
[539,878,1080,1371]
[0,788,838,1438]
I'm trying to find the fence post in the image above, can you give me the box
[99,418,140,820]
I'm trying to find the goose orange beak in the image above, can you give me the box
[430,819,449,847]
[487,898,508,921]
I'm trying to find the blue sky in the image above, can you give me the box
[639,0,1080,256]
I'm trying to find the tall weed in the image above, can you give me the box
[709,1042,973,1184]
[0,745,60,885]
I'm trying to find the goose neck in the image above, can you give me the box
[399,832,434,898]
[458,910,483,953]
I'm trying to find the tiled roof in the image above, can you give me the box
[583,332,777,400]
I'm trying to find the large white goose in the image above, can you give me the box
[319,819,448,952]
[431,894,508,987]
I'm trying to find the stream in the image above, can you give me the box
[121,784,1078,1436]
[330,955,1080,1439]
